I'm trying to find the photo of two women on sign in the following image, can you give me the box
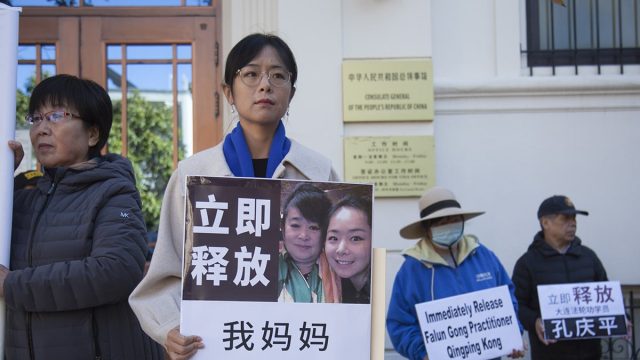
[182,177,372,306]
[277,180,372,305]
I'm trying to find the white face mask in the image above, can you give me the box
[431,221,464,248]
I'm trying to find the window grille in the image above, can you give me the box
[524,0,640,75]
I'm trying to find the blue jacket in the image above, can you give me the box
[386,235,519,360]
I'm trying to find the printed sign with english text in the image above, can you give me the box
[415,285,522,360]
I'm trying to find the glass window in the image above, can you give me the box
[16,65,36,94]
[13,0,212,5]
[18,45,36,60]
[14,69,40,179]
[524,0,640,71]
[106,64,122,90]
[185,0,212,5]
[127,64,172,91]
[107,45,122,61]
[13,0,78,6]
[41,45,56,60]
[15,43,57,174]
[177,63,193,158]
[107,43,193,232]
[90,0,180,6]
[177,44,192,60]
[127,45,173,61]
[41,64,56,79]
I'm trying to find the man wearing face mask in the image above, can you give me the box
[387,186,524,360]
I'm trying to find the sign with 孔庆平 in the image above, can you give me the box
[181,177,374,360]
[344,136,434,197]
[342,58,434,122]
[415,285,522,360]
[537,281,627,340]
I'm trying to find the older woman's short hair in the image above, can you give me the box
[28,74,113,159]
[282,183,332,239]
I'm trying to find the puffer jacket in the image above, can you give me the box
[5,154,163,360]
[512,231,608,360]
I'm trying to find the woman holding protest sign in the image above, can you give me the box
[278,183,339,303]
[129,33,339,360]
[386,186,525,360]
[325,194,373,304]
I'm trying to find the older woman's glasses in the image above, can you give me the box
[26,111,80,126]
[235,67,291,88]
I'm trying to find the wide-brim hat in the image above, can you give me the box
[399,186,485,239]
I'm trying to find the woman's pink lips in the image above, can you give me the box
[255,99,274,105]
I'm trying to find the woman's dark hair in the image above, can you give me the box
[420,220,431,232]
[328,195,372,229]
[224,33,298,88]
[28,74,113,159]
[282,183,331,239]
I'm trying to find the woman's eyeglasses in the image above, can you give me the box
[235,67,292,88]
[26,111,80,126]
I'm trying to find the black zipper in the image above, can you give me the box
[92,309,102,359]
[26,312,33,360]
[562,254,570,282]
[27,181,57,266]
[25,171,62,360]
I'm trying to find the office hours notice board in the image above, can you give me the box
[344,136,435,197]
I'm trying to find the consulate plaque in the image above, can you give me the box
[342,58,434,122]
[344,136,435,198]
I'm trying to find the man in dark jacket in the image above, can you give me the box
[512,195,608,360]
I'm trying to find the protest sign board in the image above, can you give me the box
[415,285,522,360]
[181,177,373,359]
[538,281,627,340]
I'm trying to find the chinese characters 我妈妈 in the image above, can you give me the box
[222,320,329,352]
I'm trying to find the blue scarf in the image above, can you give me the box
[222,120,291,178]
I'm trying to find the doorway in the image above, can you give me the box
[17,3,222,232]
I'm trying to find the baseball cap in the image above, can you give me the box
[537,195,589,219]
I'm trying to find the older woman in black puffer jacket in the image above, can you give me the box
[2,74,163,360]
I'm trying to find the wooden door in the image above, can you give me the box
[17,4,222,232]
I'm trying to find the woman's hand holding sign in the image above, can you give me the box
[7,140,24,170]
[165,326,204,360]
